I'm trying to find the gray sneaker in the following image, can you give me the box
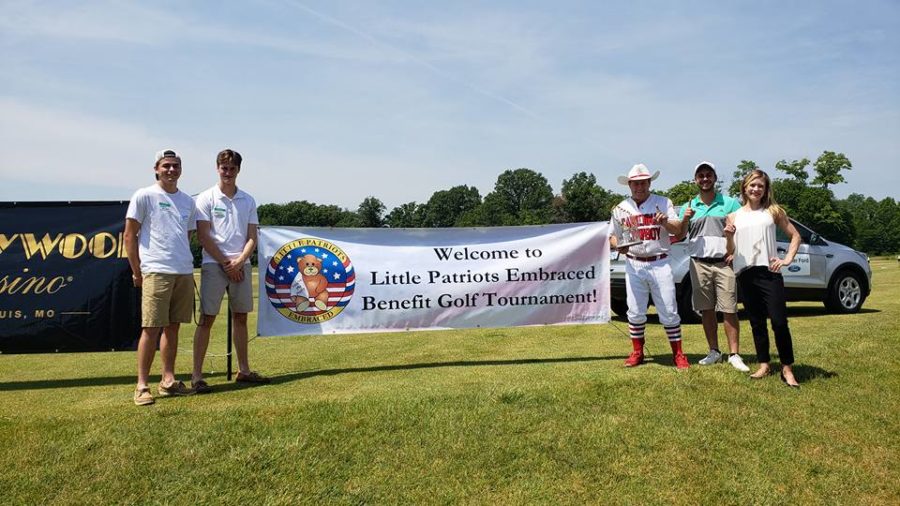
[728,354,751,372]
[698,349,723,365]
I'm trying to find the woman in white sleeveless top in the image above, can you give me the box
[724,170,802,387]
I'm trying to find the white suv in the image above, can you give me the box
[609,216,872,322]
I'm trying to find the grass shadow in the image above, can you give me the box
[612,307,881,324]
[0,372,227,391]
[212,356,625,391]
[791,363,838,382]
[780,306,881,318]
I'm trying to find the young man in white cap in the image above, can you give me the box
[125,149,197,406]
[610,163,689,369]
[191,149,268,392]
[678,162,749,371]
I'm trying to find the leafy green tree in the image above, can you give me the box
[812,151,851,189]
[456,205,489,227]
[422,185,482,227]
[879,198,900,254]
[481,168,554,225]
[729,160,759,197]
[775,158,810,181]
[662,180,699,207]
[844,196,900,254]
[843,193,882,253]
[385,202,425,228]
[769,178,805,213]
[558,171,623,223]
[772,180,852,243]
[257,201,357,227]
[596,187,625,222]
[357,196,385,228]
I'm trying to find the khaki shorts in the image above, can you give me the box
[141,273,194,328]
[200,263,253,315]
[690,259,737,313]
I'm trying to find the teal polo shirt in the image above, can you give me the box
[678,192,741,258]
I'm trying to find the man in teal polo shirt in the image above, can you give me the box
[679,162,750,371]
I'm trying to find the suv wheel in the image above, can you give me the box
[825,270,865,314]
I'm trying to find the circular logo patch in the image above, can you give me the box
[265,238,355,323]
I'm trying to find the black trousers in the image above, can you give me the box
[737,266,795,365]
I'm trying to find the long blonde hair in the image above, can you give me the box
[741,169,785,219]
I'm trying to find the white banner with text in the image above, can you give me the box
[257,223,610,337]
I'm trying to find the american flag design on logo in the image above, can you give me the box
[265,238,355,324]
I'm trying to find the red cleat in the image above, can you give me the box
[674,353,690,370]
[624,351,645,367]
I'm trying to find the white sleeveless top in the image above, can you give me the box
[732,207,777,274]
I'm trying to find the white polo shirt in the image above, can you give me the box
[126,184,197,275]
[194,185,259,265]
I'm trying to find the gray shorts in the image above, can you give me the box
[200,263,254,315]
[689,259,737,313]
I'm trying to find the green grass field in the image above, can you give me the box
[1,259,898,504]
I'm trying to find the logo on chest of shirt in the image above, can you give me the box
[621,214,661,241]
[212,206,227,219]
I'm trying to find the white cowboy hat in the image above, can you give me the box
[617,163,660,185]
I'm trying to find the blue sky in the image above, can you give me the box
[1,1,898,209]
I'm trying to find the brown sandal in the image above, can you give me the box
[235,371,270,384]
[191,379,213,394]
[134,387,155,406]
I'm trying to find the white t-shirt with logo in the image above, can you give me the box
[194,185,259,265]
[610,194,677,257]
[126,184,197,274]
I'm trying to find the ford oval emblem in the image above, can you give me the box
[788,265,801,272]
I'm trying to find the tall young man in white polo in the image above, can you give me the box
[125,149,197,406]
[191,149,267,392]
[610,164,689,369]
[678,162,749,371]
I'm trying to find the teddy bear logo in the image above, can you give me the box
[291,254,330,312]
[267,238,355,323]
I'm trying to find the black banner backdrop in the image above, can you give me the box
[0,201,141,353]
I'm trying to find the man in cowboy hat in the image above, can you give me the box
[610,163,689,369]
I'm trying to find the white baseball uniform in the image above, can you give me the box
[611,194,681,328]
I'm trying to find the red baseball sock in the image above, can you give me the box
[669,339,683,355]
[632,338,645,353]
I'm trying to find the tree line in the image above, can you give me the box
[254,150,899,255]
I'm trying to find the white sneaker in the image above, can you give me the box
[728,354,750,372]
[698,349,723,365]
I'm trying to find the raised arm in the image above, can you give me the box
[724,212,736,257]
[677,201,694,240]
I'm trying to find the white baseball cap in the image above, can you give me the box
[155,149,181,164]
[617,163,660,185]
[694,161,716,176]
